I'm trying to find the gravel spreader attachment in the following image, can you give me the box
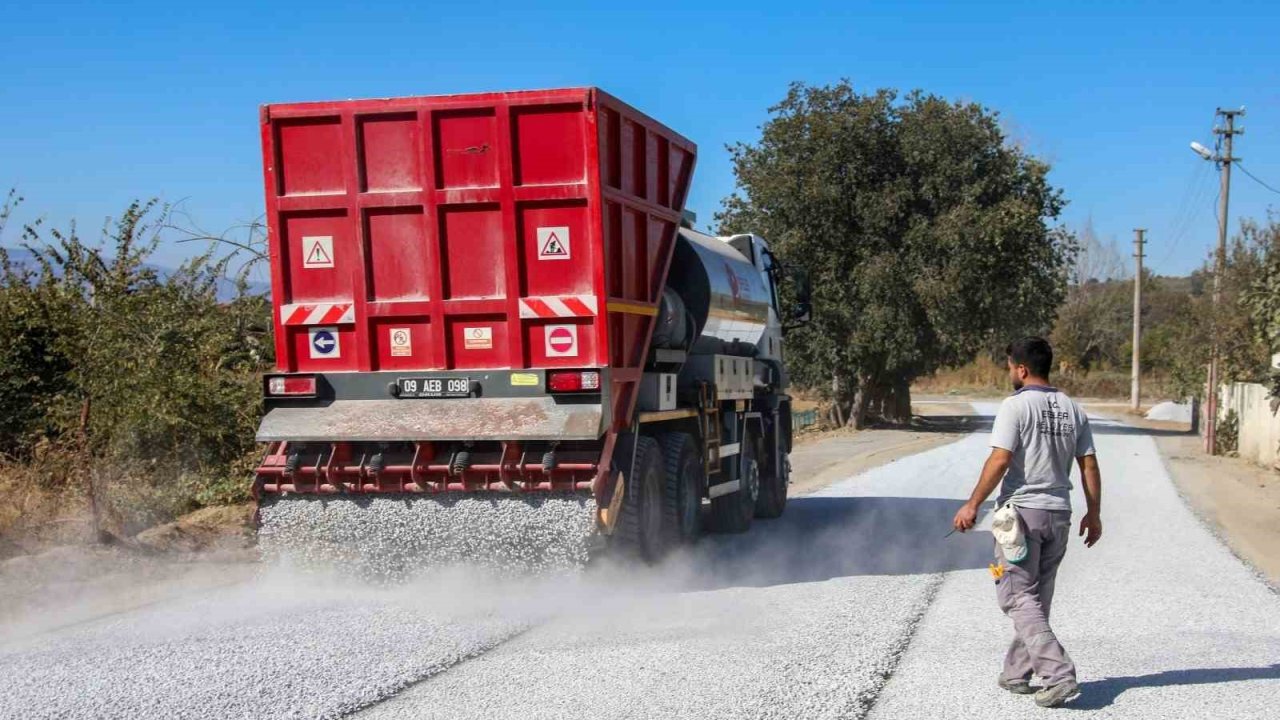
[258,492,598,577]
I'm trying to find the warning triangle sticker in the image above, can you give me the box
[302,236,334,269]
[536,226,571,260]
[540,233,567,257]
[307,242,331,265]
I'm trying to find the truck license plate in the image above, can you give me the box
[397,376,471,399]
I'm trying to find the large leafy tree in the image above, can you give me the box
[717,82,1075,425]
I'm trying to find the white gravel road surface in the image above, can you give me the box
[4,404,1277,719]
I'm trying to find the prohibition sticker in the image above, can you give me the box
[302,236,334,269]
[309,326,340,359]
[545,324,578,357]
[536,226,570,260]
[463,326,493,350]
[389,327,412,356]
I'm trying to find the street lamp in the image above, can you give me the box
[1189,141,1214,161]
[1188,108,1244,454]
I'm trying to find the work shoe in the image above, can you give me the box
[1034,680,1081,708]
[997,675,1035,695]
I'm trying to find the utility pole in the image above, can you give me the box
[1131,228,1145,412]
[1205,108,1244,455]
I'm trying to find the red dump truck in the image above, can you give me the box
[252,87,810,560]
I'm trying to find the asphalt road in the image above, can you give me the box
[3,405,1278,719]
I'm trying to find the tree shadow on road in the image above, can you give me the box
[1086,422,1193,437]
[677,496,994,591]
[1074,664,1280,709]
[906,415,994,434]
[905,413,1192,438]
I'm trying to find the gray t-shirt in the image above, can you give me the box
[991,386,1095,512]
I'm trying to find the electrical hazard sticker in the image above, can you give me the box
[309,326,340,359]
[544,324,578,357]
[389,327,412,357]
[536,226,570,260]
[463,326,493,350]
[302,236,334,269]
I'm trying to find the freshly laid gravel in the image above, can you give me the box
[361,574,945,720]
[258,492,597,578]
[0,571,532,720]
[358,431,994,720]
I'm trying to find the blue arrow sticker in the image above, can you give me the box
[309,327,340,358]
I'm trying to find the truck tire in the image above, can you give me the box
[709,429,760,533]
[614,435,668,561]
[659,432,702,545]
[755,423,788,519]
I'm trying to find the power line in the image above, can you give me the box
[1157,161,1213,269]
[1237,163,1280,196]
[1155,119,1219,270]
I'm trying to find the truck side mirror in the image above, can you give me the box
[787,269,812,329]
[794,269,812,320]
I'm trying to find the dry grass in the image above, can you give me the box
[912,357,1008,395]
[0,451,92,557]
[913,356,1176,401]
[0,445,212,558]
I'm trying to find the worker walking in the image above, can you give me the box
[952,337,1103,708]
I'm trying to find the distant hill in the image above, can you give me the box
[1,245,270,301]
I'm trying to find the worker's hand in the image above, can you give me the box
[952,502,978,533]
[1079,511,1102,548]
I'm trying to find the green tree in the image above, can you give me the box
[1240,214,1280,400]
[717,82,1075,425]
[1157,219,1275,399]
[1050,219,1131,374]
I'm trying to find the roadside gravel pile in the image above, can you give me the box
[258,492,597,578]
[0,574,530,720]
[1145,400,1193,423]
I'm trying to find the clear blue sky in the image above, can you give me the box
[3,0,1279,276]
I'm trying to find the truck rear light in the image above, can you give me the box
[547,370,601,393]
[265,375,318,397]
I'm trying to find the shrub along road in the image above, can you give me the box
[2,406,1277,719]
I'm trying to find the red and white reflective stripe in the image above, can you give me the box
[518,295,599,318]
[280,303,355,326]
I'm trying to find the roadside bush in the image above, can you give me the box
[1216,409,1239,456]
[0,194,272,540]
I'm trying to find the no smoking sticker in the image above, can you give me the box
[302,236,334,269]
[389,327,412,357]
[544,324,578,357]
[463,326,493,350]
[536,226,570,260]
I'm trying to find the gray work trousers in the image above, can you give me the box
[995,506,1077,685]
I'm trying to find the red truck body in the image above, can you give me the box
[254,88,696,513]
[261,87,694,430]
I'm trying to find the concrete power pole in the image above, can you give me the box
[1205,108,1244,455]
[1131,228,1145,412]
